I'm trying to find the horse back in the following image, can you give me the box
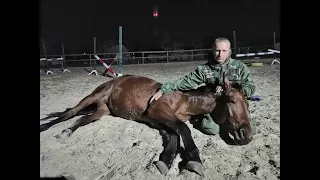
[108,75,162,120]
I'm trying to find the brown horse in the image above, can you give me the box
[40,174,75,180]
[40,74,253,176]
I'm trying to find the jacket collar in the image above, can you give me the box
[206,57,234,68]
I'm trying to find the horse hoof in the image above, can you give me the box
[54,129,72,144]
[60,173,76,180]
[185,161,204,177]
[40,124,48,132]
[155,161,169,175]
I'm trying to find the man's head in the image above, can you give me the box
[212,37,232,64]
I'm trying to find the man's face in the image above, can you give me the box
[213,41,231,64]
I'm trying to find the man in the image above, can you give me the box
[150,37,256,135]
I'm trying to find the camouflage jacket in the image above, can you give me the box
[159,58,256,97]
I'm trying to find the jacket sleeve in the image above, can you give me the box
[159,66,207,94]
[235,63,256,97]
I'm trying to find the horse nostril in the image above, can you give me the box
[239,129,245,139]
[234,130,240,141]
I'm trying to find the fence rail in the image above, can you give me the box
[40,49,213,67]
[40,46,278,69]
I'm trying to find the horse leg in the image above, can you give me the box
[164,121,204,177]
[55,103,110,143]
[40,103,98,121]
[40,173,75,180]
[154,128,180,175]
[139,117,181,175]
[40,95,99,133]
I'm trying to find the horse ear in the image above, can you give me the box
[223,73,231,90]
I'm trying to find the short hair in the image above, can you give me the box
[212,37,231,50]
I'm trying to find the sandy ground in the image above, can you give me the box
[40,60,280,180]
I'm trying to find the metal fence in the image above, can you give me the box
[40,45,278,69]
[40,48,211,68]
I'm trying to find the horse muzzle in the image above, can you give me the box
[232,128,253,145]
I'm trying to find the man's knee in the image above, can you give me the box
[192,113,256,135]
[195,114,220,135]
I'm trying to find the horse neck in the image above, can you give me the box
[186,93,219,115]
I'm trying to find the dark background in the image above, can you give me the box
[40,0,280,55]
[35,2,320,179]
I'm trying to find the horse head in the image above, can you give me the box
[211,75,253,145]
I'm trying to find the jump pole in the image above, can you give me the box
[269,49,280,65]
[236,49,280,65]
[88,37,98,75]
[236,51,274,57]
[119,26,123,74]
[94,55,122,78]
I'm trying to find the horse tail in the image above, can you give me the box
[40,78,119,132]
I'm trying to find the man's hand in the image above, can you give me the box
[215,86,223,93]
[150,91,163,104]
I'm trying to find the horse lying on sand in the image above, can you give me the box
[40,173,75,180]
[40,74,253,176]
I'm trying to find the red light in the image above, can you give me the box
[153,5,159,17]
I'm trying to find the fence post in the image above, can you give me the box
[94,37,96,70]
[142,52,144,64]
[191,50,194,61]
[42,41,51,73]
[273,31,276,60]
[61,43,66,69]
[119,26,123,73]
[233,30,237,58]
[167,51,169,62]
